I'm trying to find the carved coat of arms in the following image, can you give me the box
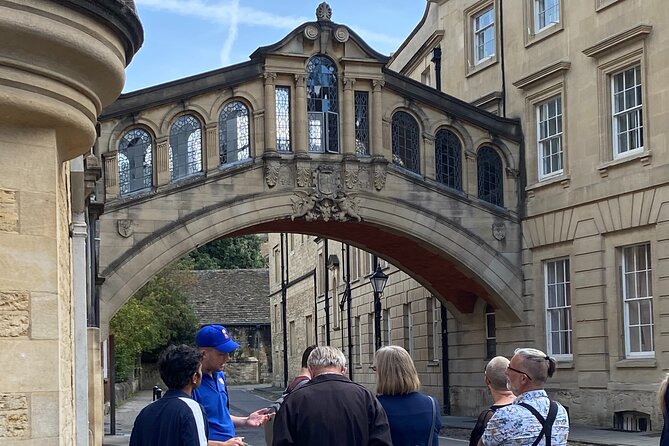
[291,165,362,222]
[117,219,133,238]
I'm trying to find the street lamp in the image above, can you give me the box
[369,264,389,351]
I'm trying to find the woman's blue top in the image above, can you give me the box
[377,392,441,446]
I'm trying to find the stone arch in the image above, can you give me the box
[159,103,209,135]
[99,191,523,325]
[430,119,473,152]
[106,116,159,154]
[209,90,259,119]
[473,136,516,171]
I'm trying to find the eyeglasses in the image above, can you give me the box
[370,365,377,372]
[507,365,532,381]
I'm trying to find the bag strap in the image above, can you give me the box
[427,396,437,446]
[518,401,558,446]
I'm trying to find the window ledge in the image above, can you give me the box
[556,360,574,369]
[427,360,440,368]
[597,149,652,178]
[525,23,564,49]
[513,61,571,90]
[466,56,498,78]
[615,358,656,368]
[526,174,570,198]
[583,24,652,58]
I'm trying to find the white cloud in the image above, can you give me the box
[219,0,239,65]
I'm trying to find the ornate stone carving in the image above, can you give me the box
[316,2,332,21]
[492,223,506,241]
[263,71,277,86]
[304,24,319,40]
[344,165,358,189]
[117,219,133,238]
[291,165,362,222]
[296,165,311,187]
[342,77,356,91]
[373,162,387,191]
[265,159,280,187]
[372,79,385,91]
[334,26,349,43]
[294,73,307,87]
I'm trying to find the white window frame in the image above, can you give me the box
[430,298,440,361]
[485,304,496,359]
[611,65,643,159]
[473,6,495,65]
[404,304,414,356]
[534,0,560,33]
[382,308,392,346]
[544,258,572,359]
[622,243,654,358]
[355,316,362,366]
[537,95,563,180]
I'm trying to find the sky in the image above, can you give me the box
[123,0,427,92]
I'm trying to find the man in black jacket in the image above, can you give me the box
[130,344,208,446]
[272,346,392,446]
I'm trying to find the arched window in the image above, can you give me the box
[435,129,462,190]
[219,101,250,165]
[477,146,504,207]
[307,55,339,153]
[169,115,202,181]
[118,128,152,195]
[391,111,420,173]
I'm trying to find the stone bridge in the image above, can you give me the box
[95,13,524,328]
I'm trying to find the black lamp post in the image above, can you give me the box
[369,264,389,351]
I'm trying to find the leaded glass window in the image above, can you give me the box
[307,55,339,153]
[169,115,202,181]
[219,101,250,165]
[391,111,420,173]
[276,86,291,152]
[477,146,503,207]
[355,91,369,155]
[435,129,462,190]
[118,128,152,195]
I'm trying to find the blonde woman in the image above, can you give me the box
[374,345,441,446]
[660,373,669,446]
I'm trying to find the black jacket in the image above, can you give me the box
[130,389,208,446]
[272,373,392,446]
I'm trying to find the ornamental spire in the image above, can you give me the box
[316,2,332,21]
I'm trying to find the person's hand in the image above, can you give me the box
[209,437,245,446]
[246,407,273,427]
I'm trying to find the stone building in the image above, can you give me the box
[382,0,669,430]
[0,1,142,444]
[185,269,272,383]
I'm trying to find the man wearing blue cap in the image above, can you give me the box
[193,324,272,446]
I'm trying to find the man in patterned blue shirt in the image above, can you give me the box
[479,348,569,446]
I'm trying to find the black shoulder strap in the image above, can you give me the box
[518,401,558,446]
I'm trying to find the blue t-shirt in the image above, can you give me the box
[192,371,236,441]
[377,392,441,446]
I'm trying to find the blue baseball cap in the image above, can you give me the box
[195,325,240,353]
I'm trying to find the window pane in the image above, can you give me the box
[477,147,503,206]
[435,129,462,190]
[391,111,420,173]
[307,55,339,153]
[169,115,202,181]
[219,101,250,165]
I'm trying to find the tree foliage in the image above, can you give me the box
[187,235,267,270]
[110,260,198,381]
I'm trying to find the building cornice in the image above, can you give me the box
[582,24,652,58]
[512,61,571,90]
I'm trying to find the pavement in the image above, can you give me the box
[103,385,661,446]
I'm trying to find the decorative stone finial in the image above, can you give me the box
[316,2,332,21]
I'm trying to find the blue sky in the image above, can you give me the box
[124,0,426,92]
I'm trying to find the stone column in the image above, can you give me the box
[342,77,356,157]
[371,79,385,158]
[103,152,119,199]
[423,134,435,180]
[263,72,277,153]
[155,137,170,186]
[206,123,219,170]
[294,74,308,154]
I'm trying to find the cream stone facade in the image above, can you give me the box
[386,0,669,430]
[0,1,141,444]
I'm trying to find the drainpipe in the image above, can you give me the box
[431,46,442,92]
[323,239,331,345]
[499,0,507,117]
[313,272,318,345]
[345,244,353,380]
[440,305,450,415]
[280,233,288,388]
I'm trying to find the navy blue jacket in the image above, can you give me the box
[377,392,442,446]
[130,389,208,446]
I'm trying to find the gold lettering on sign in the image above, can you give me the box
[0,189,18,233]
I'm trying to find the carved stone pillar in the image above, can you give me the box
[464,149,476,196]
[294,74,307,154]
[423,134,435,180]
[263,72,277,153]
[206,123,219,171]
[155,137,170,186]
[342,77,355,157]
[103,151,119,200]
[254,110,265,153]
[371,79,385,158]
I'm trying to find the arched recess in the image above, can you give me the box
[218,99,252,165]
[106,116,159,154]
[99,192,524,326]
[159,103,210,135]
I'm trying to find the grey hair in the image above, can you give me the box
[485,356,510,391]
[307,346,347,370]
[514,347,557,383]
